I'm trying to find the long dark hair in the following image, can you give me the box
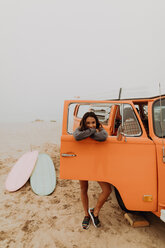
[79,112,102,131]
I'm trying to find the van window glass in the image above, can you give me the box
[67,103,141,136]
[67,103,112,134]
[153,98,165,138]
[77,104,112,125]
[77,105,91,119]
[121,104,141,136]
[67,103,77,134]
[143,105,148,118]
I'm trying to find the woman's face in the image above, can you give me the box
[85,117,96,129]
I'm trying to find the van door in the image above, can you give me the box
[150,98,165,215]
[60,100,157,211]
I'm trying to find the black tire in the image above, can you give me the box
[114,187,134,213]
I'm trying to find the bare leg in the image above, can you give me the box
[79,180,89,216]
[94,182,111,217]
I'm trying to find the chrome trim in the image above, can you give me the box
[61,153,76,157]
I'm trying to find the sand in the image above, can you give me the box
[1,121,165,248]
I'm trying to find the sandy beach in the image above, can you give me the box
[1,121,165,248]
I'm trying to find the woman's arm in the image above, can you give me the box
[73,128,96,141]
[91,127,108,141]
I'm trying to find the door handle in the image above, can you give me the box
[61,153,76,157]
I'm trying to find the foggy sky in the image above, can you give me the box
[0,0,165,122]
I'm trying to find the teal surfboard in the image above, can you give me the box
[30,153,56,196]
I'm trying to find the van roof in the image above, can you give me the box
[106,94,165,101]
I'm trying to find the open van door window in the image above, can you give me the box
[68,102,113,135]
[153,98,165,138]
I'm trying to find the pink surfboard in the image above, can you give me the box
[5,151,38,192]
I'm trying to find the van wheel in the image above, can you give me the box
[114,187,133,213]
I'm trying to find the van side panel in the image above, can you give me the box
[60,135,157,211]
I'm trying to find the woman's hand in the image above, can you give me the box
[96,125,102,132]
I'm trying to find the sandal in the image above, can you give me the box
[82,216,91,229]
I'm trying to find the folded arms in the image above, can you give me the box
[73,127,108,142]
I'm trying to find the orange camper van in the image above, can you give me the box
[60,95,165,222]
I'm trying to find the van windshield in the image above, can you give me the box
[153,98,165,137]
